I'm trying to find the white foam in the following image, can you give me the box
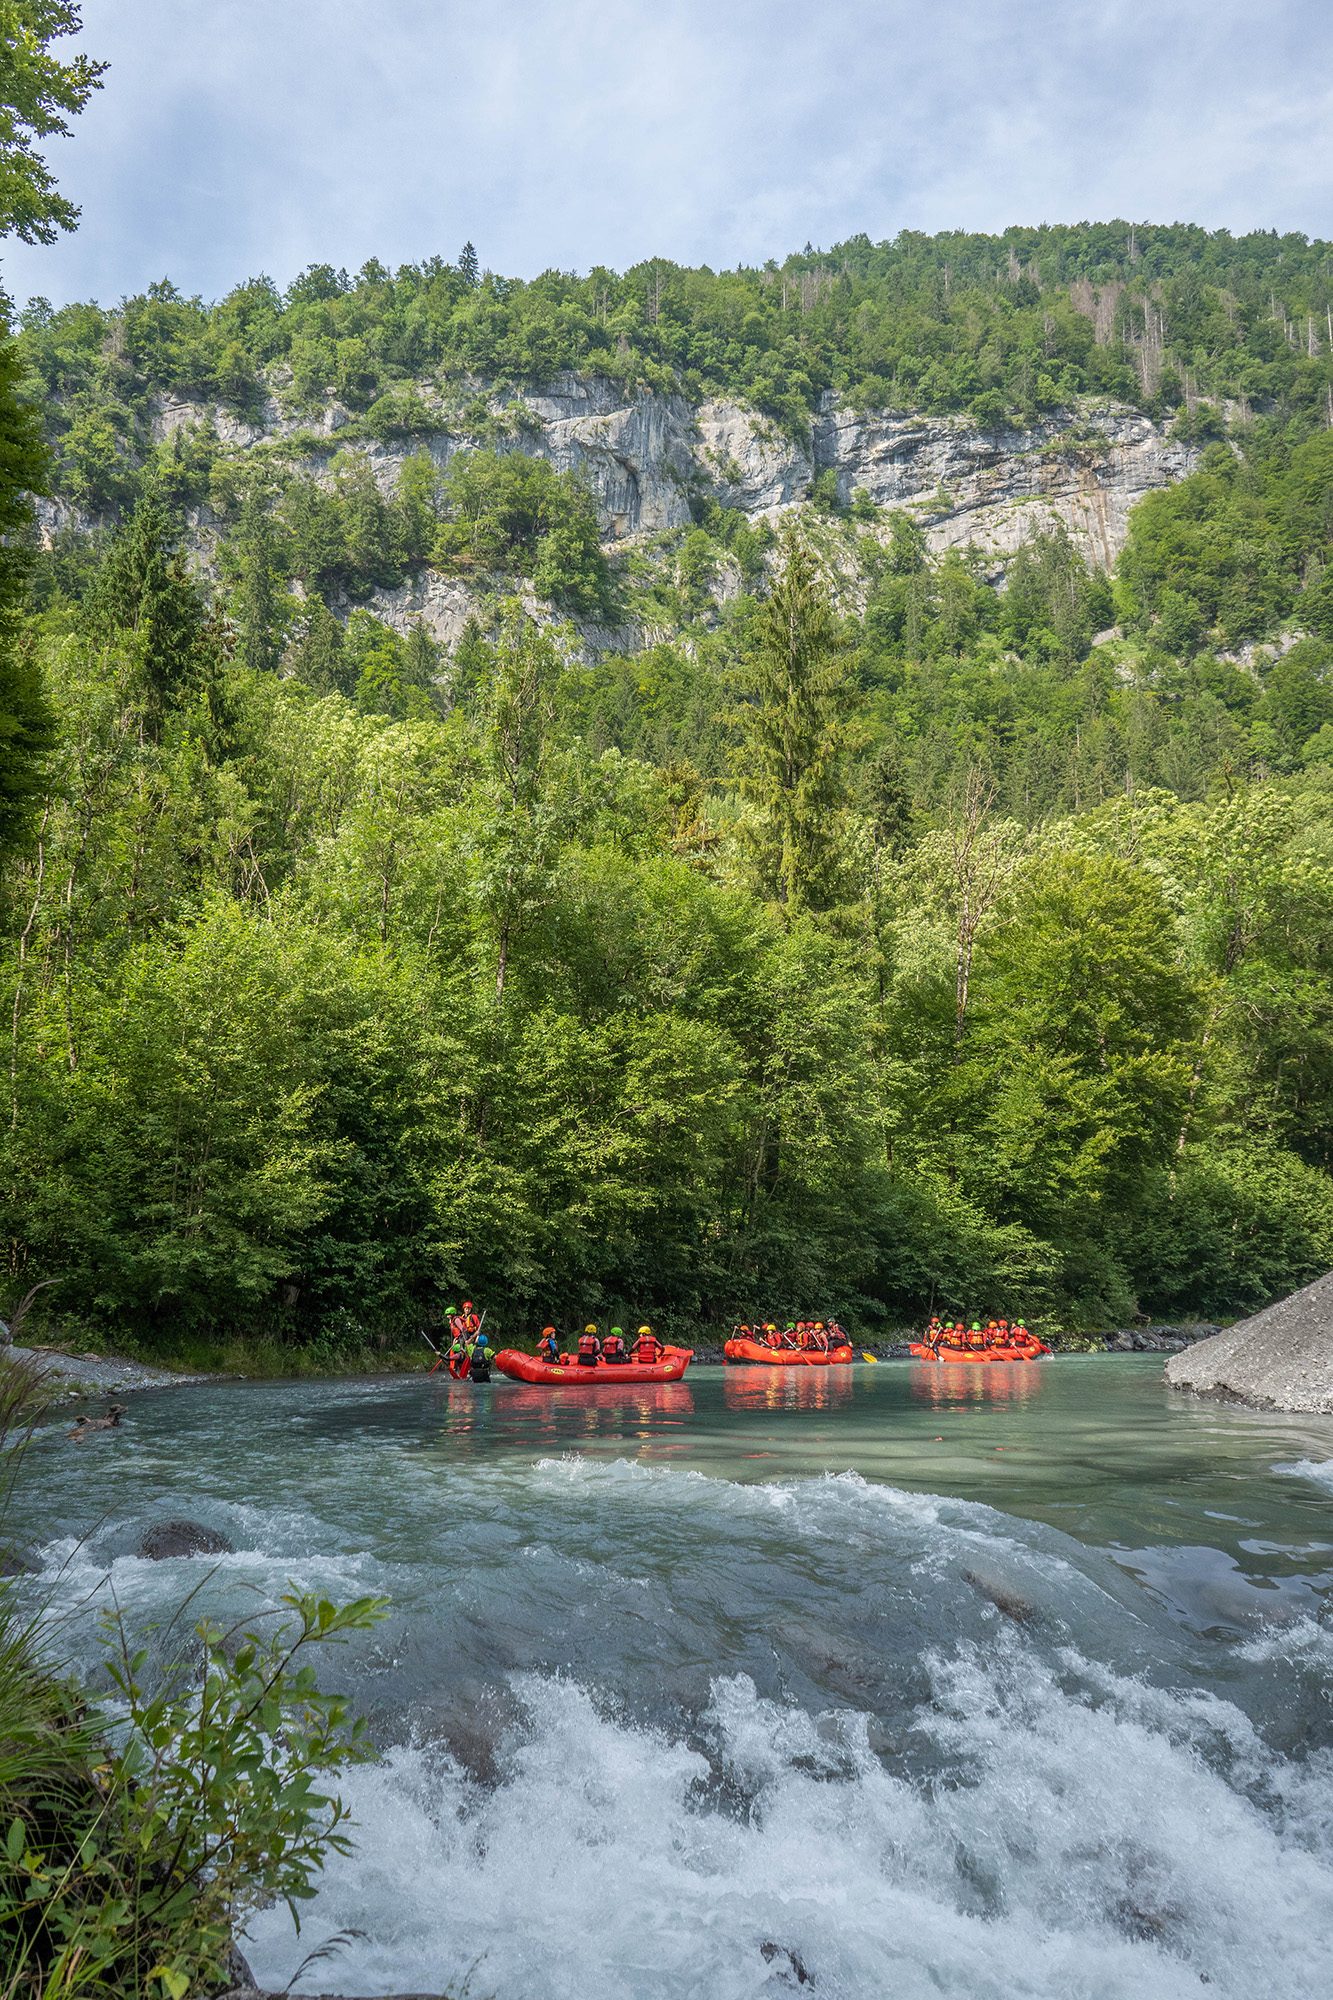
[244,1647,1333,2000]
[1276,1458,1333,1495]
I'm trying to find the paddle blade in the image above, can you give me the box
[861,1351,878,1364]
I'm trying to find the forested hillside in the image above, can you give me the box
[3,225,1333,1355]
[17,220,1333,459]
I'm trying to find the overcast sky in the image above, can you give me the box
[4,0,1330,308]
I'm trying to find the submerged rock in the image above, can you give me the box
[1165,1273,1333,1412]
[137,1518,235,1560]
[962,1568,1035,1624]
[760,1940,814,1987]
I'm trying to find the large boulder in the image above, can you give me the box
[137,1519,234,1560]
[1165,1273,1333,1411]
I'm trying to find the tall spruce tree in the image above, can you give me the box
[0,335,52,859]
[90,494,212,728]
[231,490,283,675]
[732,525,850,913]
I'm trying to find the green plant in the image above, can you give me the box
[0,1589,387,2000]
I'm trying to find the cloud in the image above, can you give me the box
[4,0,1331,307]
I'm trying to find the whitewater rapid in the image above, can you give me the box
[13,1370,1333,1998]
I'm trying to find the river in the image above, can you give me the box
[12,1356,1333,1999]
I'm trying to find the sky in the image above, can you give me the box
[4,0,1332,308]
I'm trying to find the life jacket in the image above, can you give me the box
[634,1335,661,1364]
[603,1337,627,1361]
[538,1335,558,1362]
[578,1332,600,1358]
[463,1312,481,1337]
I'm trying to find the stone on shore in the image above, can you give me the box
[1165,1272,1333,1412]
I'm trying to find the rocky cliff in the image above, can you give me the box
[140,374,1197,651]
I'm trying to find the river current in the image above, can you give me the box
[12,1356,1333,1999]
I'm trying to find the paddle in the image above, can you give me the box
[861,1351,878,1364]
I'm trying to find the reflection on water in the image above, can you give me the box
[722,1366,856,1415]
[907,1358,1046,1408]
[424,1376,697,1457]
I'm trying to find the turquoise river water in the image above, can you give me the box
[10,1355,1333,1999]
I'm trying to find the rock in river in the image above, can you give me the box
[1165,1272,1333,1412]
[137,1518,235,1560]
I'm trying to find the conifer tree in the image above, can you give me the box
[732,525,850,913]
[231,491,283,675]
[0,333,54,859]
[287,594,348,695]
[458,240,480,288]
[88,494,212,730]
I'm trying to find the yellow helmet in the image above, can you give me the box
[584,1323,598,1334]
[637,1324,652,1335]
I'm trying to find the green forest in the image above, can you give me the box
[4,222,1333,1359]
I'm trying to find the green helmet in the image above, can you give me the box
[611,1326,624,1338]
[972,1322,981,1331]
[446,1306,459,1316]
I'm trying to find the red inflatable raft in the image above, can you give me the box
[724,1338,855,1367]
[494,1347,692,1386]
[909,1339,1050,1363]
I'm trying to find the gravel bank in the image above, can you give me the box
[2,1344,216,1397]
[1165,1272,1333,1412]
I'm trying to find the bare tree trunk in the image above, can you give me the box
[1,1277,62,1347]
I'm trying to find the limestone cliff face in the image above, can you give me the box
[149,370,1194,570]
[136,373,1197,650]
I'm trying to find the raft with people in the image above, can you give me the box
[724,1320,854,1366]
[494,1322,692,1385]
[909,1316,1051,1363]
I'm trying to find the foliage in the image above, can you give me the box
[0,329,54,860]
[6,215,1333,1334]
[433,449,614,616]
[729,524,851,911]
[0,1580,385,2000]
[19,223,1333,451]
[0,2,105,243]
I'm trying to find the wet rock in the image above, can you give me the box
[1103,1324,1219,1353]
[207,1944,260,1998]
[67,1401,127,1442]
[962,1569,1035,1624]
[137,1519,234,1560]
[0,1545,35,1576]
[1114,1898,1180,1944]
[760,1940,814,1987]
[1166,1273,1333,1412]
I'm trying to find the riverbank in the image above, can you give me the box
[3,1343,218,1397]
[5,1318,1223,1394]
